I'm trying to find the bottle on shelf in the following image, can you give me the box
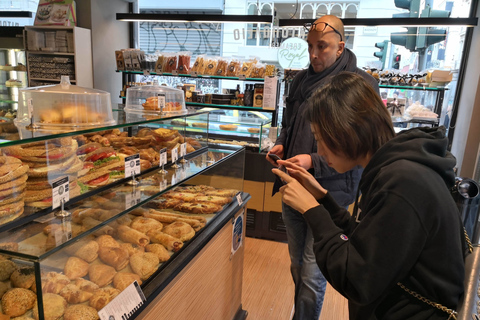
[235,84,241,98]
[244,84,253,106]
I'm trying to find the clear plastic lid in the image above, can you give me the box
[15,76,115,128]
[124,82,187,116]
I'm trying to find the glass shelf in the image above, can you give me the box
[27,51,75,56]
[29,77,77,83]
[116,69,265,82]
[186,102,270,112]
[0,110,209,147]
[379,84,449,91]
[0,146,243,261]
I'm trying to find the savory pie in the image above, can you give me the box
[174,202,222,214]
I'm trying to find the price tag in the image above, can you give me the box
[27,98,34,118]
[236,193,243,206]
[157,93,166,111]
[98,281,146,320]
[159,179,167,190]
[125,188,142,207]
[238,74,247,80]
[143,69,150,76]
[52,176,69,210]
[159,148,168,167]
[190,70,198,77]
[171,147,178,163]
[180,143,187,157]
[171,173,177,185]
[125,154,141,178]
[172,70,179,76]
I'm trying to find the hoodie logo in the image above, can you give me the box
[340,234,348,241]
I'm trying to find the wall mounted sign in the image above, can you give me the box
[277,37,309,69]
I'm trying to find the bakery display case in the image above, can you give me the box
[0,109,250,320]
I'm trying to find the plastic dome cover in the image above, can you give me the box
[15,76,115,128]
[124,82,187,116]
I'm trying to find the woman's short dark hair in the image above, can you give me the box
[305,71,395,159]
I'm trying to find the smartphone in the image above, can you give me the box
[268,153,282,163]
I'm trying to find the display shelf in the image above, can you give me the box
[186,101,268,112]
[0,109,209,146]
[116,69,265,82]
[29,77,77,82]
[379,84,449,91]
[26,51,75,56]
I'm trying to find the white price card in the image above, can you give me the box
[238,74,247,80]
[159,147,167,167]
[52,176,69,210]
[98,280,146,320]
[143,69,150,76]
[179,167,187,180]
[27,98,34,118]
[125,154,141,178]
[236,193,243,206]
[172,70,179,76]
[171,147,178,163]
[159,179,167,190]
[125,188,142,207]
[190,70,198,77]
[263,76,278,110]
[157,93,166,111]
[180,143,187,157]
[171,173,177,186]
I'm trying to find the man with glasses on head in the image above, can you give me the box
[266,15,379,320]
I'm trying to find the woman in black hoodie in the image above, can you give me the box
[273,71,465,319]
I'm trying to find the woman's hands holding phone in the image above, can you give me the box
[272,160,327,214]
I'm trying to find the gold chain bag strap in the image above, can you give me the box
[397,228,474,320]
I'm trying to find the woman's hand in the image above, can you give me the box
[278,160,327,200]
[272,167,320,214]
[286,154,312,170]
[266,145,284,167]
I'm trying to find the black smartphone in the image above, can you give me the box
[268,153,282,163]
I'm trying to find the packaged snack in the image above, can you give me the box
[226,56,242,77]
[251,63,266,79]
[215,57,228,76]
[154,54,165,73]
[265,64,276,77]
[191,55,206,74]
[176,51,191,74]
[239,59,255,78]
[203,57,218,76]
[162,53,178,73]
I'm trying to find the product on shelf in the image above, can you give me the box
[215,57,228,76]
[176,51,191,74]
[239,60,255,78]
[203,57,218,76]
[226,57,242,77]
[190,55,206,74]
[253,84,264,107]
[404,101,438,119]
[265,64,276,77]
[5,79,23,87]
[219,124,238,131]
[162,53,177,73]
[125,83,187,116]
[154,54,165,73]
[250,63,266,79]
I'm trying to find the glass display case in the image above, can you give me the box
[0,109,249,319]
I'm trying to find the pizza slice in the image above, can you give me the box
[174,202,222,214]
[163,192,198,202]
[195,195,232,206]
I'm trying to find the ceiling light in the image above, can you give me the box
[116,13,273,24]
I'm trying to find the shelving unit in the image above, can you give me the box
[0,47,27,114]
[25,26,93,87]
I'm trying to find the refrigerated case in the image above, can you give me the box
[0,110,249,320]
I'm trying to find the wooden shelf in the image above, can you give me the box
[27,51,75,56]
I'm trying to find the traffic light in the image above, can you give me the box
[390,0,420,51]
[416,5,451,50]
[373,40,388,69]
[393,54,401,69]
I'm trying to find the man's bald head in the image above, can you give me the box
[313,15,345,42]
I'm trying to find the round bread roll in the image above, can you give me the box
[1,288,36,317]
[0,260,16,281]
[10,267,35,290]
[32,293,67,320]
[219,124,238,131]
[64,304,99,320]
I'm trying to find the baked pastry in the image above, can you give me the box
[206,189,240,197]
[74,278,99,293]
[89,287,120,311]
[64,257,90,280]
[163,191,198,202]
[64,304,99,320]
[1,288,36,317]
[145,244,171,262]
[0,260,16,281]
[74,240,99,263]
[0,281,8,299]
[42,272,70,294]
[10,267,35,290]
[32,293,67,320]
[219,124,238,131]
[120,242,145,257]
[98,246,130,271]
[113,272,142,291]
[162,221,195,242]
[59,283,93,304]
[173,202,222,214]
[146,230,183,252]
[130,216,163,234]
[154,198,181,209]
[144,211,203,231]
[116,225,150,247]
[96,235,120,249]
[192,122,208,128]
[88,264,116,287]
[195,195,231,205]
[247,127,260,134]
[129,252,160,280]
[0,312,9,320]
